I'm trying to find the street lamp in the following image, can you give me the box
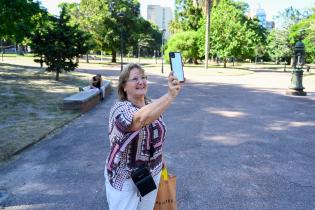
[138,42,143,64]
[161,29,166,74]
[109,2,140,71]
[117,12,125,71]
[109,2,125,71]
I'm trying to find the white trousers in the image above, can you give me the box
[105,170,161,210]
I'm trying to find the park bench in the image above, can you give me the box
[63,80,111,113]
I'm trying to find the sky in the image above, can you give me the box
[38,0,175,17]
[40,0,314,20]
[244,0,314,20]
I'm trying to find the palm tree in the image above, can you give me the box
[194,0,220,69]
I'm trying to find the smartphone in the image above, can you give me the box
[169,52,185,82]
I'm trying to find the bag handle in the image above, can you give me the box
[161,166,169,181]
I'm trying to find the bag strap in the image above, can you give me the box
[161,166,169,181]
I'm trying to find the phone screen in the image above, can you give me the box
[169,52,184,82]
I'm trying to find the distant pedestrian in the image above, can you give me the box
[104,63,181,210]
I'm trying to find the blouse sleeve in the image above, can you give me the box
[111,101,138,133]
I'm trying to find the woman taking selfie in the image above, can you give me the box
[104,63,181,210]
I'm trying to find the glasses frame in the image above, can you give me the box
[125,76,148,83]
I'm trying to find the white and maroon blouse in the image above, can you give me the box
[105,100,166,191]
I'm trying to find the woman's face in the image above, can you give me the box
[124,68,148,100]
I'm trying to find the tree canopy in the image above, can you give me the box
[202,0,266,66]
[0,0,44,43]
[30,7,91,80]
[267,29,291,63]
[169,0,203,33]
[164,31,200,64]
[78,0,161,62]
[289,13,315,63]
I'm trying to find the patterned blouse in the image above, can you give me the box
[106,100,166,191]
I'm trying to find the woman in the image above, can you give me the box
[90,74,104,99]
[104,63,181,210]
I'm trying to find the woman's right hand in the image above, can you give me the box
[167,72,181,99]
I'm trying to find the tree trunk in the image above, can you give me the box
[86,53,89,63]
[112,49,117,63]
[1,39,3,62]
[55,70,60,81]
[194,58,198,64]
[290,56,294,67]
[205,0,212,69]
[40,55,43,68]
[224,58,227,68]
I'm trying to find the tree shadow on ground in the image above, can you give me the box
[1,73,315,210]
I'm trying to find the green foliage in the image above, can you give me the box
[265,6,312,64]
[58,2,81,26]
[60,2,96,54]
[232,1,250,14]
[289,13,315,63]
[246,17,268,60]
[170,0,267,65]
[274,6,310,29]
[0,0,44,43]
[267,29,291,63]
[205,0,266,66]
[164,31,200,64]
[78,0,161,62]
[169,0,203,33]
[133,17,162,54]
[30,7,91,80]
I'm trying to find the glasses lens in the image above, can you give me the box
[127,76,147,82]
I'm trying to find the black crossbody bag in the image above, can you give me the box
[131,143,156,197]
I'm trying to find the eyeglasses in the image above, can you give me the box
[126,76,148,83]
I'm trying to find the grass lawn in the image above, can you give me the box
[0,63,95,162]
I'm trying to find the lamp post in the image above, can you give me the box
[138,38,143,64]
[161,29,166,74]
[109,2,125,71]
[286,30,307,96]
[117,12,125,71]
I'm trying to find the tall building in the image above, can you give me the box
[255,7,267,28]
[147,5,173,39]
[249,4,274,30]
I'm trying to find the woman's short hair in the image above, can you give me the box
[117,63,145,101]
